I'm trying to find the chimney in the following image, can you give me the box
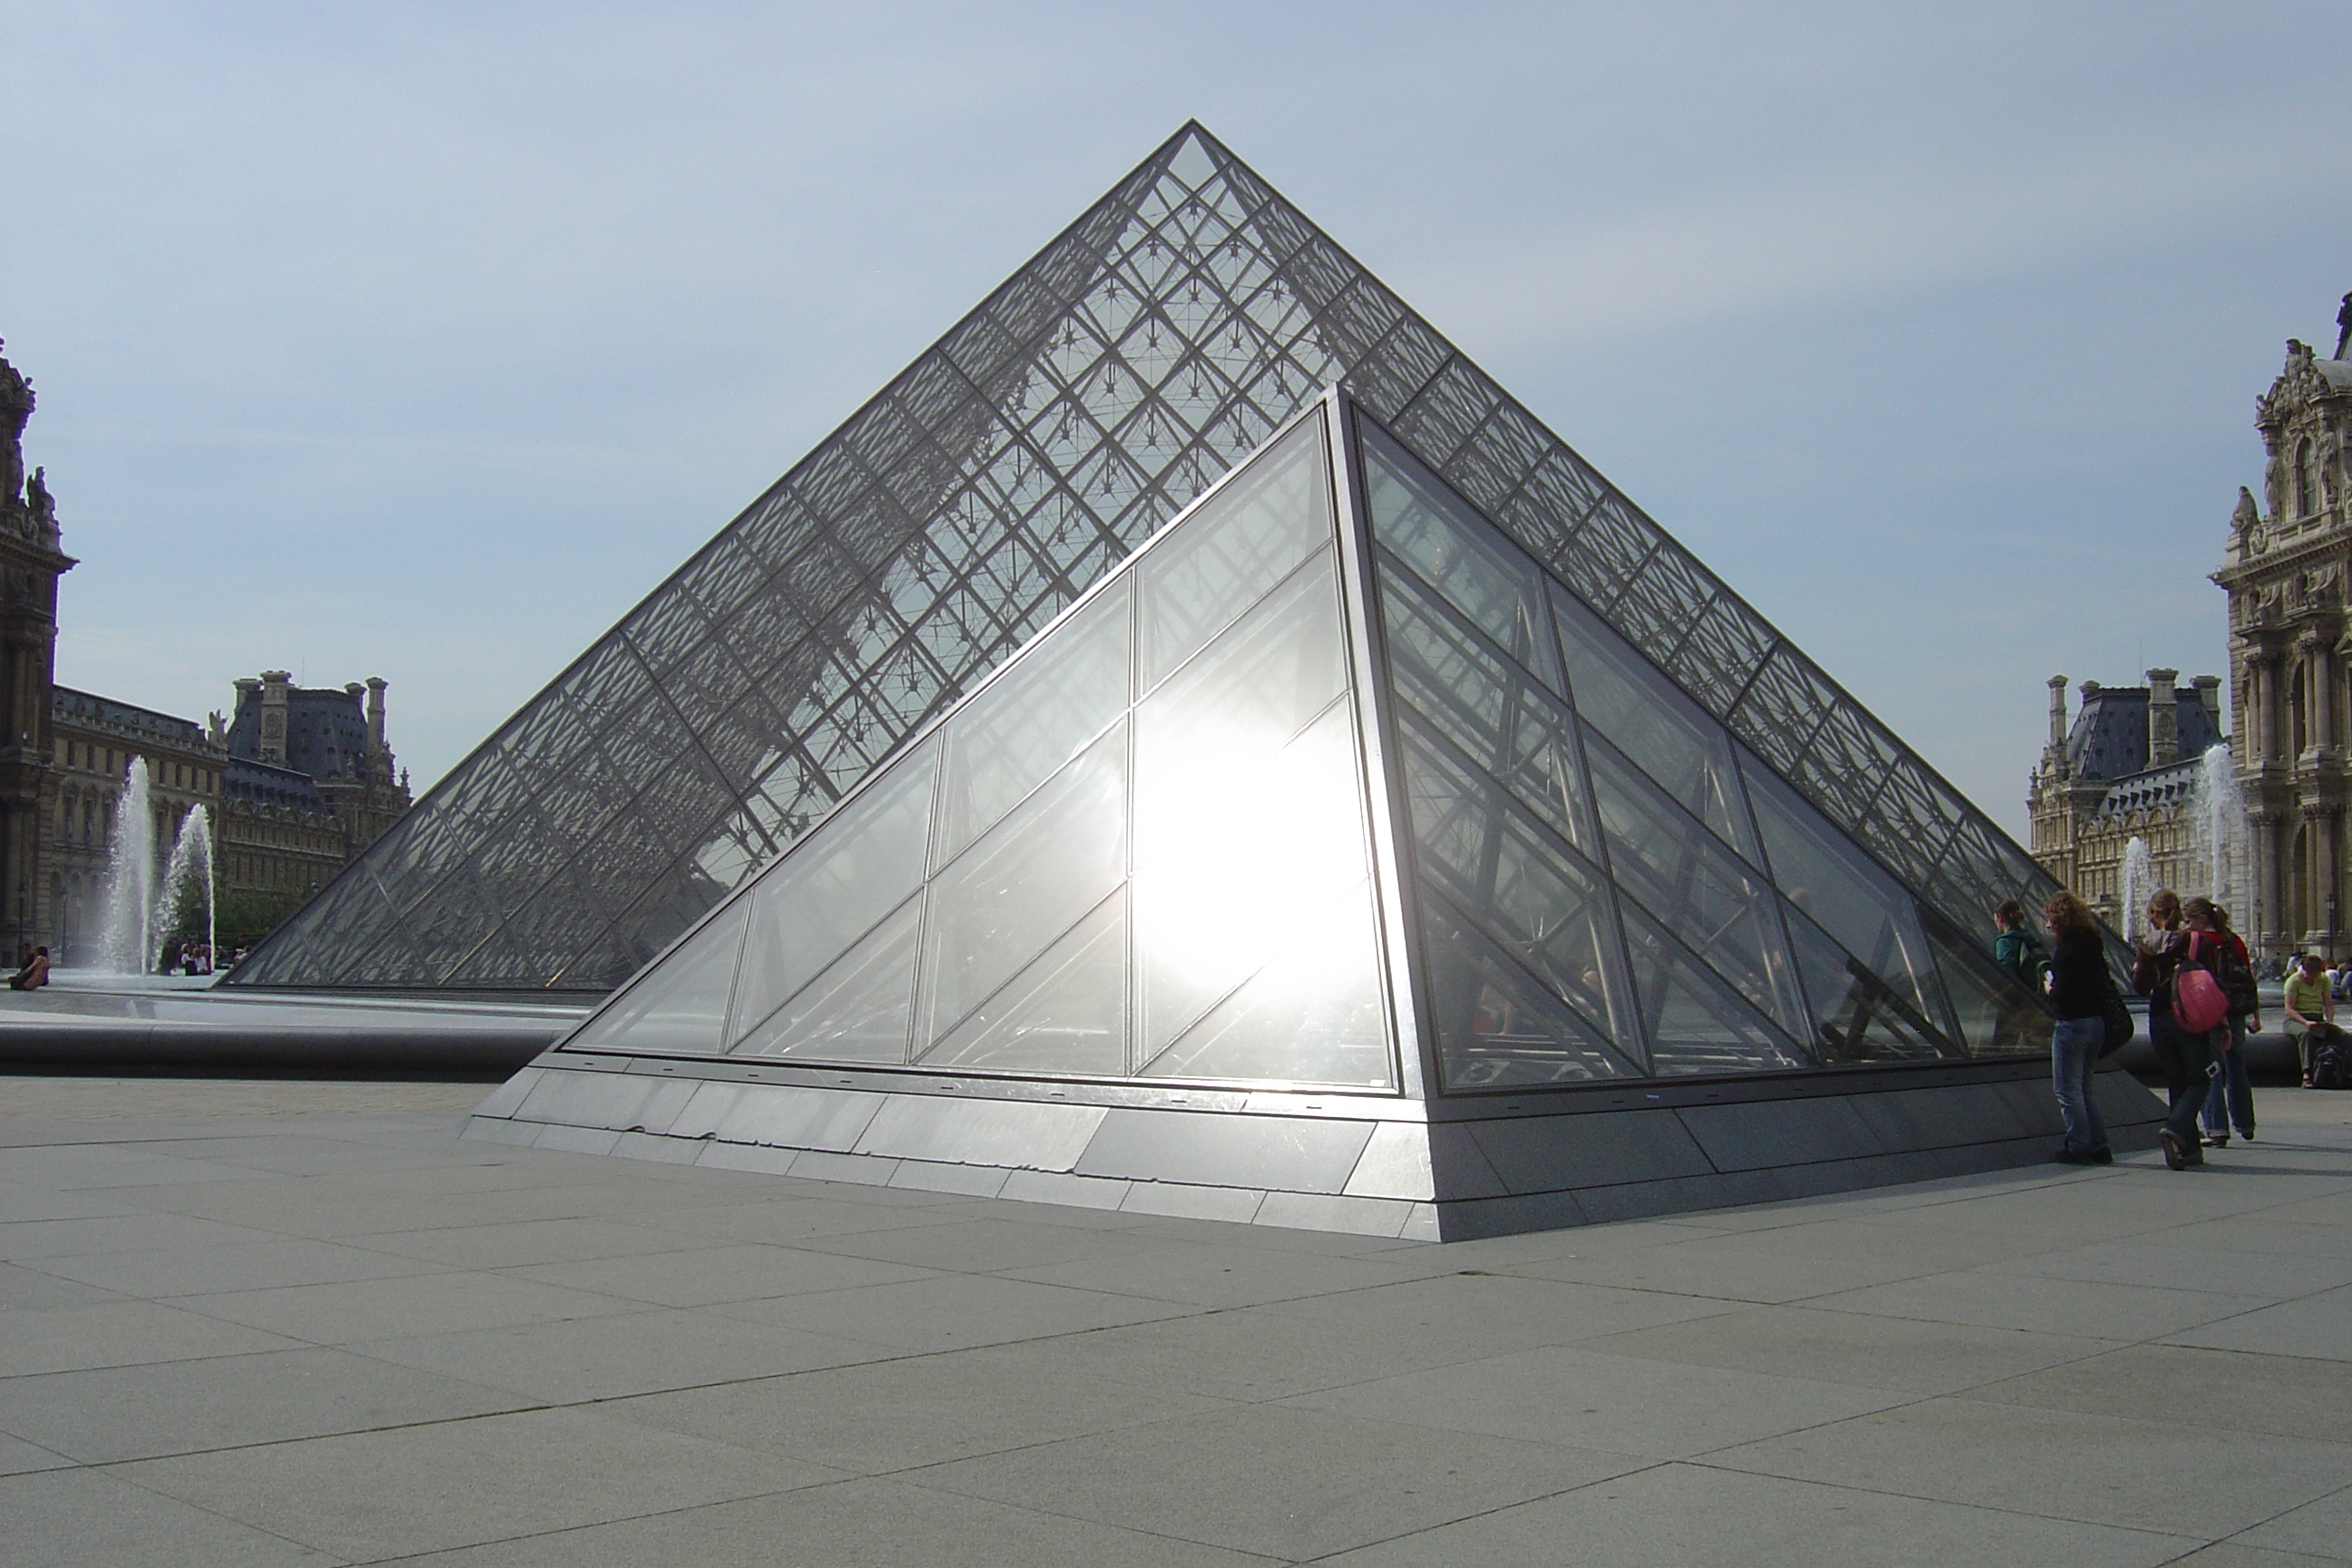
[2147,667,2180,767]
[2047,674,2069,752]
[257,671,292,766]
[365,678,387,775]
[2192,674,2223,739]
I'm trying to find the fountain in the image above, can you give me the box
[155,804,216,975]
[2119,836,2154,941]
[88,759,216,979]
[2189,742,2249,916]
[94,759,156,975]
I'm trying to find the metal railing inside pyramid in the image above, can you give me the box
[228,122,2058,999]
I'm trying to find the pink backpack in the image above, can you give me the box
[2174,936,2230,1034]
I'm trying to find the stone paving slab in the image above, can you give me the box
[2,1074,2348,1565]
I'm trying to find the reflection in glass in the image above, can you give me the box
[1421,890,1636,1088]
[919,890,1128,1074]
[920,724,1128,1045]
[1361,422,1561,691]
[732,896,921,1062]
[1550,581,1759,858]
[567,897,750,1055]
[1740,750,1951,1038]
[726,743,938,1046]
[1779,899,1952,1064]
[933,580,1130,868]
[1585,735,1804,1036]
[1136,415,1331,691]
[1919,905,2052,1058]
[1618,908,1809,1075]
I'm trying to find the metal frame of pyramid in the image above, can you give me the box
[467,389,2163,1240]
[230,122,2077,1001]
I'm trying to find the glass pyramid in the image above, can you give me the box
[552,391,2042,1092]
[230,122,2057,995]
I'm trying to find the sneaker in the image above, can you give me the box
[2205,1132,2230,1149]
[2160,1129,2189,1170]
[2054,1147,2100,1165]
[2091,1146,2115,1164]
[2237,1129,2256,1142]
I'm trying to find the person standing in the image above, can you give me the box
[2134,887,2214,1170]
[2285,951,2336,1089]
[1992,900,2052,1053]
[2042,890,2112,1165]
[2196,901,2259,1147]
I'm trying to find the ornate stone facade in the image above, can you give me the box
[0,340,74,954]
[2214,318,2352,957]
[2028,669,2226,926]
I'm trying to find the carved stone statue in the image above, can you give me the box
[24,467,55,531]
[2338,291,2352,360]
[0,339,32,510]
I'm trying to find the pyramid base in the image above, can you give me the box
[462,1055,2168,1240]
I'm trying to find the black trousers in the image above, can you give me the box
[2148,1007,2213,1152]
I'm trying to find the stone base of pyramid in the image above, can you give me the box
[461,1056,2168,1240]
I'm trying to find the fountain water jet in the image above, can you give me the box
[95,759,156,975]
[2189,742,2248,917]
[2120,836,2154,942]
[155,804,215,974]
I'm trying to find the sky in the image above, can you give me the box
[2,0,2348,844]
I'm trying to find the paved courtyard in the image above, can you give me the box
[4,1073,2350,1567]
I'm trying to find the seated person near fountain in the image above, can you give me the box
[2286,953,2336,1088]
[8,945,50,991]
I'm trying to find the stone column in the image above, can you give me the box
[2252,808,2284,954]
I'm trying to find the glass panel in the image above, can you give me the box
[920,723,1128,1044]
[726,741,938,1045]
[730,895,921,1063]
[1584,735,1805,1037]
[1380,567,1586,848]
[1918,904,2052,1058]
[1360,419,1560,691]
[1136,691,1367,1061]
[1619,907,1810,1075]
[1398,730,1628,1044]
[918,890,1127,1075]
[1422,891,1638,1089]
[565,897,750,1055]
[1135,413,1332,691]
[1139,875,1392,1088]
[933,578,1131,868]
[1550,581,1758,858]
[1739,749,1950,1037]
[1779,899,1955,1064]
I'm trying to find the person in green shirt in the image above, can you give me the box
[1991,900,2052,1053]
[2284,952,2335,1089]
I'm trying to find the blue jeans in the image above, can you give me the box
[2051,1015,2109,1155]
[2201,1016,2255,1137]
[2149,1007,2214,1154]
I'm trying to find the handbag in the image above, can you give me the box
[2098,984,2134,1059]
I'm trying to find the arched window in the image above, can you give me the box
[2298,437,2319,517]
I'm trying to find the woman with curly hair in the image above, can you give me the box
[2043,889,2113,1165]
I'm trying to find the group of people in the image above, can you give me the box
[1999,885,2318,1172]
[6,943,47,990]
[159,940,216,976]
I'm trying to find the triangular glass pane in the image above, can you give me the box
[1396,727,1631,1048]
[1135,413,1332,691]
[1549,580,1759,860]
[917,890,1127,1075]
[1916,904,2052,1058]
[1421,890,1640,1088]
[1361,420,1561,691]
[1136,677,1365,1059]
[933,578,1131,868]
[920,721,1128,1046]
[730,896,921,1063]
[564,897,750,1055]
[726,740,939,1045]
[1377,565,1589,848]
[1138,873,1392,1089]
[1619,907,1811,1075]
[1738,748,1952,1039]
[1583,734,1806,1037]
[1779,899,1956,1064]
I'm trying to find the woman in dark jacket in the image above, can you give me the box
[2043,889,2112,1165]
[2135,887,2212,1169]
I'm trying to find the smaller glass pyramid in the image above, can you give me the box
[557,391,2042,1097]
